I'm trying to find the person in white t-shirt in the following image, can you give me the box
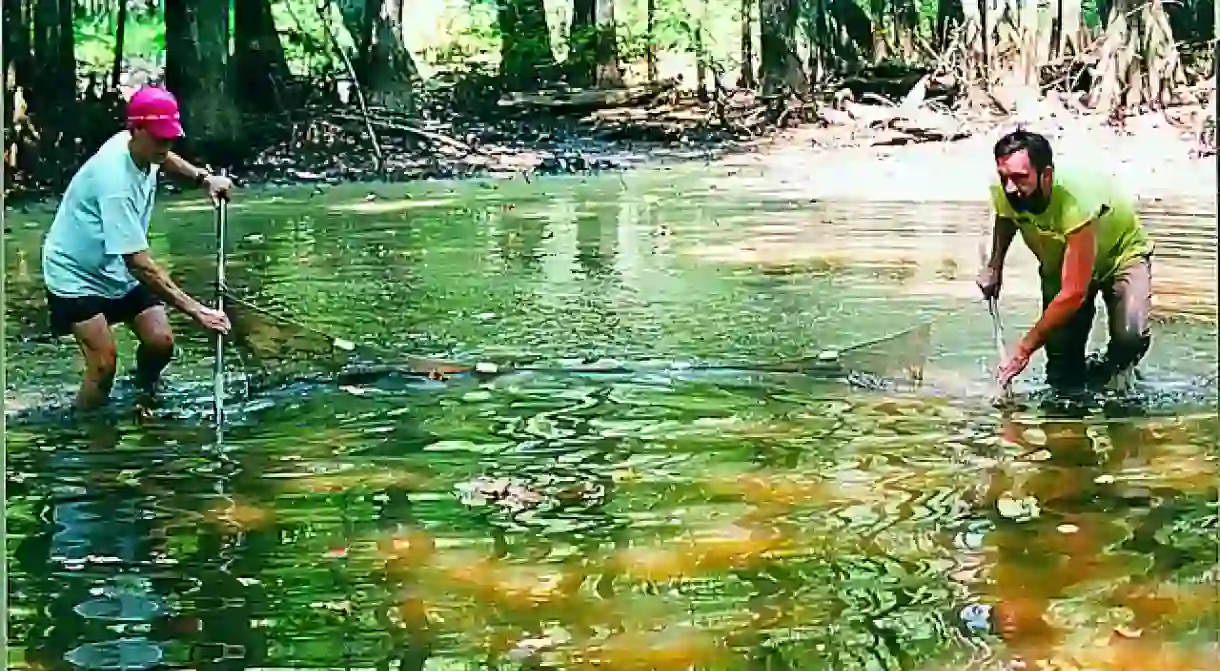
[41,85,233,411]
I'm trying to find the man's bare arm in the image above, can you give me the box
[987,215,1019,271]
[1016,222,1098,356]
[124,251,205,318]
[162,151,209,184]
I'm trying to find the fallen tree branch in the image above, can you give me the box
[498,79,680,112]
[307,0,385,173]
[328,112,477,155]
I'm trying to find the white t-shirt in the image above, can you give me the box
[42,131,161,299]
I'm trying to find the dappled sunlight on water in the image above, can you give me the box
[5,172,1218,669]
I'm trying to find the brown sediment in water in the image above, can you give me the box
[983,632,1220,671]
[274,466,432,494]
[607,519,792,583]
[1110,581,1220,634]
[568,626,732,671]
[202,497,275,532]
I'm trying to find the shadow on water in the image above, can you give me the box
[5,172,1218,670]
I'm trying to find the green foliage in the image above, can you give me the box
[73,10,165,77]
[270,1,344,77]
[1082,0,1104,28]
[68,0,756,86]
[64,0,1215,91]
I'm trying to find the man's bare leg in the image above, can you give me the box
[1092,257,1153,391]
[71,315,119,410]
[130,305,175,396]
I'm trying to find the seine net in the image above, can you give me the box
[222,290,475,391]
[223,285,936,394]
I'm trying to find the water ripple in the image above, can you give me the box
[6,177,1217,670]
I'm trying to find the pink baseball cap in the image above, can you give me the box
[127,85,185,140]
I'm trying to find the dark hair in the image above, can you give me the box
[993,129,1054,173]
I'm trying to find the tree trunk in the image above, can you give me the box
[4,0,31,112]
[336,0,363,50]
[568,0,622,87]
[592,0,622,86]
[3,0,32,179]
[31,0,75,119]
[646,0,657,82]
[981,0,998,81]
[996,0,1041,86]
[1022,0,1041,86]
[359,0,377,75]
[569,0,595,85]
[1089,0,1185,117]
[803,0,838,80]
[869,0,890,62]
[365,0,418,109]
[334,0,419,110]
[695,22,708,100]
[759,0,807,94]
[1048,0,1062,58]
[891,0,919,61]
[497,0,556,90]
[1209,34,1218,154]
[234,0,291,112]
[813,0,832,77]
[803,0,818,82]
[1058,0,1083,57]
[828,0,872,70]
[111,0,128,90]
[959,0,987,81]
[740,0,756,88]
[30,0,75,172]
[935,0,964,50]
[165,0,243,163]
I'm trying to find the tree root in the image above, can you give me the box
[1088,0,1185,118]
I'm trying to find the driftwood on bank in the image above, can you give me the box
[498,79,679,112]
[576,85,821,145]
[328,111,477,155]
[813,75,974,148]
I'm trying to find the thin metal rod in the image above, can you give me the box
[213,169,228,428]
[988,296,1013,399]
[988,297,1007,361]
[979,240,1013,399]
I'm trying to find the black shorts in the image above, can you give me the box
[46,285,163,337]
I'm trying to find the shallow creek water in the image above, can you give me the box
[4,168,1217,670]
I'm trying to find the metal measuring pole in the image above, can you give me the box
[213,168,228,429]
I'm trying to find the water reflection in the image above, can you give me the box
[10,419,264,670]
[957,409,1219,669]
[6,174,1218,670]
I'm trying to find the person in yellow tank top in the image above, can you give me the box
[976,129,1154,392]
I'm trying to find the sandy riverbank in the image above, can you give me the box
[722,109,1217,204]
